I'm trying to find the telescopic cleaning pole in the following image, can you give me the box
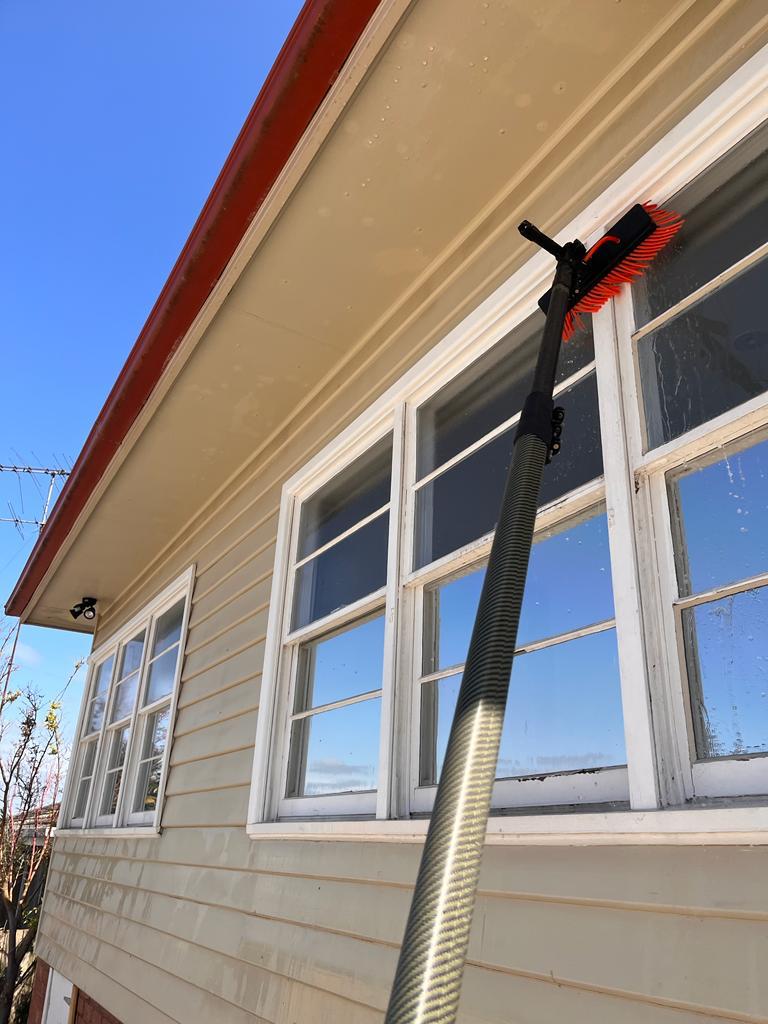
[383,230,583,1024]
[384,202,682,1024]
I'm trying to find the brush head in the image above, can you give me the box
[536,202,683,339]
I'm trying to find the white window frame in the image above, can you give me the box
[249,44,768,843]
[58,566,195,836]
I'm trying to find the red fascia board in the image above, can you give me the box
[6,0,382,620]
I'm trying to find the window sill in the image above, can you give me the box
[247,805,768,845]
[54,826,160,839]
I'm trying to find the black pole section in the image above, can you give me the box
[384,240,584,1024]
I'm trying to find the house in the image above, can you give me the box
[8,0,768,1020]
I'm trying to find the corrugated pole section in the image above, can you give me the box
[384,242,584,1024]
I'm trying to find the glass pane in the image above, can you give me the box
[80,739,97,778]
[142,707,170,761]
[295,615,385,712]
[133,757,163,814]
[292,513,389,629]
[73,778,91,820]
[152,601,185,658]
[99,728,129,816]
[110,672,139,722]
[425,510,613,672]
[85,655,114,733]
[421,630,625,785]
[286,698,380,797]
[298,434,393,559]
[100,771,123,817]
[634,121,768,327]
[671,436,768,596]
[638,258,768,448]
[683,588,768,759]
[145,647,180,705]
[118,632,145,679]
[417,314,594,478]
[415,372,602,568]
[107,727,130,769]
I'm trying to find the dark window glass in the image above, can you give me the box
[415,372,602,568]
[286,698,381,797]
[292,513,389,629]
[420,630,625,785]
[638,259,768,448]
[634,120,768,327]
[298,435,392,559]
[683,588,768,760]
[295,615,385,711]
[670,436,768,596]
[417,315,594,478]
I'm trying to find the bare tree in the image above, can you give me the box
[0,621,82,1024]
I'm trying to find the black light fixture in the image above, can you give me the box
[70,596,97,622]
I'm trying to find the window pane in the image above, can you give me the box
[145,647,180,705]
[417,315,594,478]
[99,727,129,816]
[295,615,385,712]
[72,741,97,819]
[292,513,389,629]
[132,708,170,814]
[425,510,614,672]
[286,698,380,797]
[638,259,768,448]
[134,757,163,814]
[415,372,602,568]
[421,630,625,785]
[683,588,768,759]
[298,434,392,559]
[634,121,768,327]
[110,672,139,722]
[671,436,768,596]
[85,655,114,733]
[152,601,185,658]
[118,632,145,679]
[73,778,91,821]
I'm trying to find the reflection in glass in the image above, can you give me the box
[153,602,184,658]
[86,656,114,734]
[118,632,145,679]
[111,673,139,722]
[671,436,768,596]
[639,259,768,448]
[420,630,625,785]
[145,647,180,705]
[133,708,170,813]
[295,615,385,712]
[72,741,97,819]
[298,435,393,559]
[424,510,614,672]
[99,727,130,816]
[286,698,381,797]
[684,588,768,760]
[415,372,602,568]
[634,121,768,327]
[292,513,389,629]
[417,315,594,478]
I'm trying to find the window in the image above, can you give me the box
[252,86,768,834]
[63,569,193,831]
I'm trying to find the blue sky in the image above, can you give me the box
[0,0,304,744]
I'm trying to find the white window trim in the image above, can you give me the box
[58,565,195,836]
[248,42,768,841]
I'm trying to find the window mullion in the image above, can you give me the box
[377,401,407,821]
[595,298,660,810]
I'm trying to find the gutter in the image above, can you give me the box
[6,0,383,620]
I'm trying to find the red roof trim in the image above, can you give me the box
[6,0,382,619]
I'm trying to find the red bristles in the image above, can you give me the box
[563,202,683,340]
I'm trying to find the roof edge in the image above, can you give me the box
[6,0,383,620]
